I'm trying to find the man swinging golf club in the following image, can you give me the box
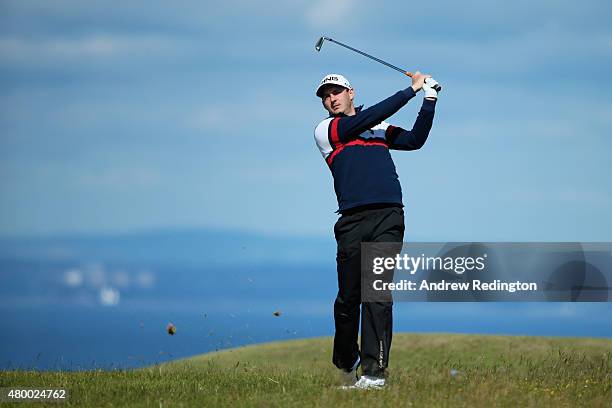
[313,72,438,389]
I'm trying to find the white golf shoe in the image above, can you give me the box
[344,375,386,390]
[337,356,360,387]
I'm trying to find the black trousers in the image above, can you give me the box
[332,205,405,377]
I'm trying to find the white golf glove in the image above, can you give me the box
[423,77,439,99]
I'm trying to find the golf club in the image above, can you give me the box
[315,36,442,92]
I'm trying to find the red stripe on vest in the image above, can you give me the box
[325,139,388,166]
[330,118,341,148]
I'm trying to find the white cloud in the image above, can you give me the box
[304,0,361,29]
[75,165,161,191]
[0,34,185,62]
[187,106,228,131]
[365,22,612,78]
[185,95,311,134]
[499,188,610,208]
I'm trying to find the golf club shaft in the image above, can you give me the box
[325,38,410,76]
[322,37,441,91]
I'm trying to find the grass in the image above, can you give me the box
[1,333,611,407]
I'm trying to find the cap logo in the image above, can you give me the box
[316,74,351,96]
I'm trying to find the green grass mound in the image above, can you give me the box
[1,333,611,407]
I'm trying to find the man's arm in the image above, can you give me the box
[385,98,436,151]
[333,71,430,143]
[334,88,417,143]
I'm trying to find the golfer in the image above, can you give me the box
[313,72,438,389]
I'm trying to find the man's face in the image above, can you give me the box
[320,85,355,116]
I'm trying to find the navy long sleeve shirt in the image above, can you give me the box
[314,87,436,213]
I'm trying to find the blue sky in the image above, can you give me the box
[1,0,611,240]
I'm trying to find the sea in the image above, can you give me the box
[1,231,611,371]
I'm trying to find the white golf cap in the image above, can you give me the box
[316,73,352,97]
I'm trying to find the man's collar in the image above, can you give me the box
[330,105,363,118]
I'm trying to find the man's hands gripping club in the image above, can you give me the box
[410,71,439,100]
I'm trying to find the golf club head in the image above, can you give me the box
[315,37,325,52]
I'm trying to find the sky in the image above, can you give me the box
[1,0,611,240]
